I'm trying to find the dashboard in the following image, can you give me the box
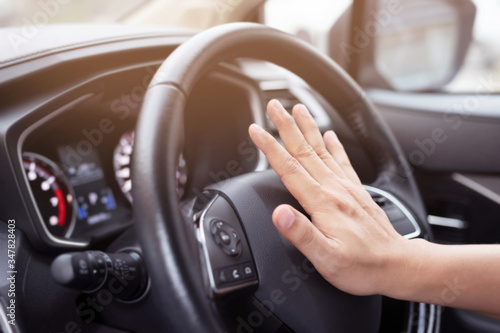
[14,62,268,247]
[0,25,376,255]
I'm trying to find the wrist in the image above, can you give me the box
[378,237,434,300]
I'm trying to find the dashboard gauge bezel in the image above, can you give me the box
[16,94,94,249]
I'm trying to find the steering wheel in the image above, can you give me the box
[132,23,432,332]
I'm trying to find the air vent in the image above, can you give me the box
[262,88,304,115]
[259,80,331,131]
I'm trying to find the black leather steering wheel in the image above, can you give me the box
[132,23,432,332]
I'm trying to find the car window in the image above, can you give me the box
[0,0,149,26]
[265,0,500,94]
[264,0,352,54]
[445,0,500,93]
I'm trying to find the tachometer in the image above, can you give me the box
[23,152,76,237]
[113,131,134,203]
[114,131,188,202]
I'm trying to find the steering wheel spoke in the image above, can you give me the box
[364,185,422,239]
[196,194,259,297]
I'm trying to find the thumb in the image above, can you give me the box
[272,204,328,260]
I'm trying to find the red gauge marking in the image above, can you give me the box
[55,189,67,227]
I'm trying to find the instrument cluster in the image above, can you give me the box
[22,128,188,242]
[17,64,262,247]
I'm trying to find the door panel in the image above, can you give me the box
[369,89,500,332]
[369,90,500,173]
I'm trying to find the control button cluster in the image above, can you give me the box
[216,262,256,286]
[199,195,258,295]
[211,220,242,256]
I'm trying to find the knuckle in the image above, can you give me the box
[316,189,331,206]
[297,226,315,247]
[273,113,295,129]
[326,191,355,214]
[335,198,354,214]
[374,206,389,220]
[338,178,359,196]
[305,186,329,210]
[316,148,333,161]
[294,143,317,160]
[282,156,302,176]
[339,158,352,170]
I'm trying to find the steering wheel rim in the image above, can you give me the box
[132,22,431,332]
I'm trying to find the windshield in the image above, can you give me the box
[0,0,150,26]
[264,0,351,54]
[2,0,499,94]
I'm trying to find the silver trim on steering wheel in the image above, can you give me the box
[364,185,422,239]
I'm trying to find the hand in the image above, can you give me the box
[248,100,413,296]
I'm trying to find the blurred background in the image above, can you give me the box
[1,0,498,93]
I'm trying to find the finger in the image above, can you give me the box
[249,123,323,211]
[292,105,373,213]
[267,100,334,184]
[272,204,331,262]
[324,130,362,185]
[322,130,383,215]
[292,104,346,179]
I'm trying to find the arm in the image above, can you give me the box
[248,99,500,318]
[396,240,500,317]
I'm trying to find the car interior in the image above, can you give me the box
[1,0,499,332]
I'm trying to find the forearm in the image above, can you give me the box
[388,239,500,316]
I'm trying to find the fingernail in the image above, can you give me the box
[325,130,339,142]
[272,99,282,109]
[250,123,265,134]
[272,99,287,114]
[277,206,295,229]
[298,105,309,117]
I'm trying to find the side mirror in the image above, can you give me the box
[351,0,476,92]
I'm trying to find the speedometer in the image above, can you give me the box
[114,131,188,203]
[23,152,76,237]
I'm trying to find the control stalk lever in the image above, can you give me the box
[50,251,148,301]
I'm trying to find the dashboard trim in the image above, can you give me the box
[16,94,95,248]
[208,66,268,172]
[363,185,422,239]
